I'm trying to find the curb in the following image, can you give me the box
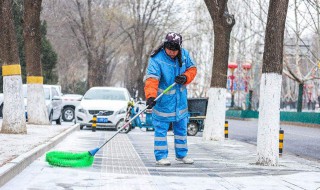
[280,121,320,128]
[226,117,320,128]
[0,124,80,188]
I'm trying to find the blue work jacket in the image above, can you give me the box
[144,48,196,122]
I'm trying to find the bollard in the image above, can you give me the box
[92,115,97,132]
[279,129,284,156]
[224,121,228,139]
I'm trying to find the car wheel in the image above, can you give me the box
[80,125,84,130]
[62,107,75,122]
[116,119,131,133]
[49,111,53,124]
[0,103,3,118]
[55,116,62,125]
[187,122,199,136]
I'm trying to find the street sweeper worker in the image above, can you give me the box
[144,32,197,166]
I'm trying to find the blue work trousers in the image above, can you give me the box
[153,117,188,161]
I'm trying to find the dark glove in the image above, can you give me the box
[146,97,156,109]
[175,75,187,85]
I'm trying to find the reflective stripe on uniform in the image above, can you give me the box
[158,88,176,95]
[174,135,187,140]
[158,87,185,94]
[175,144,188,149]
[179,108,188,115]
[154,145,168,150]
[153,109,176,117]
[154,107,188,117]
[154,137,167,141]
[144,74,160,82]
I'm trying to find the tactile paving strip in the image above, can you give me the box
[96,132,150,175]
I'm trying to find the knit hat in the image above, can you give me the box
[164,32,182,51]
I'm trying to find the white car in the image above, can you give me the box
[61,94,83,122]
[75,87,131,130]
[23,84,63,124]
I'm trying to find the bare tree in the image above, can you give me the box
[225,0,270,110]
[257,0,289,166]
[0,0,26,134]
[282,38,318,112]
[303,0,320,49]
[40,0,87,93]
[40,0,184,95]
[186,0,213,98]
[24,0,50,124]
[63,0,128,89]
[118,0,179,98]
[228,0,265,109]
[281,0,320,112]
[202,0,235,141]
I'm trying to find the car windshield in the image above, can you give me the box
[23,85,50,100]
[63,94,82,99]
[84,89,127,101]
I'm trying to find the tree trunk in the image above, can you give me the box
[24,0,50,125]
[297,83,303,112]
[87,54,97,89]
[0,0,26,134]
[202,0,235,141]
[257,0,289,166]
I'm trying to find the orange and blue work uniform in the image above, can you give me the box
[144,47,197,161]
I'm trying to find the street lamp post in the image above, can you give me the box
[242,62,252,110]
[242,62,252,92]
[228,62,238,107]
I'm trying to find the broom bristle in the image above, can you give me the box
[46,151,94,167]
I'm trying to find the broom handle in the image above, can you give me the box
[98,82,177,149]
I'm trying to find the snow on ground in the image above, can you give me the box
[0,122,70,167]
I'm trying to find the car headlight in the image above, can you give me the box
[116,108,126,115]
[78,108,87,114]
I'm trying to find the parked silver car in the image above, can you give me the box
[61,94,83,122]
[23,84,63,124]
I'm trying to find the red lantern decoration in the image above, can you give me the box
[228,62,238,93]
[228,62,238,73]
[242,62,252,71]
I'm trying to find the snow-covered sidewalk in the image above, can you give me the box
[1,123,320,189]
[0,122,78,187]
[0,124,72,167]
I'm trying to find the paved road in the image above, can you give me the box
[219,119,320,162]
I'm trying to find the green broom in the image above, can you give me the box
[46,83,177,167]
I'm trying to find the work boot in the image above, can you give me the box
[176,156,194,164]
[156,158,171,166]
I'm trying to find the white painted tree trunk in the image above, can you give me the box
[257,73,282,166]
[1,76,27,134]
[27,84,50,125]
[202,88,226,141]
